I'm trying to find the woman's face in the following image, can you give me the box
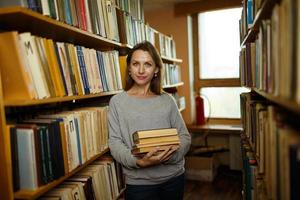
[129,50,159,87]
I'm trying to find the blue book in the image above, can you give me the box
[247,0,253,26]
[96,51,109,92]
[73,118,82,165]
[63,0,73,25]
[76,46,90,94]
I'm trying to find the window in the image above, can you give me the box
[196,8,249,121]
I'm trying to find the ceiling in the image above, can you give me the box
[144,0,200,10]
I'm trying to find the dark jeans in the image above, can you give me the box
[125,173,185,200]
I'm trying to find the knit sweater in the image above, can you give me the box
[108,91,191,185]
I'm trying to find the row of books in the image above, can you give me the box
[8,106,108,191]
[116,0,144,21]
[0,0,120,41]
[0,31,122,102]
[241,134,265,200]
[163,63,181,87]
[116,8,155,47]
[239,0,264,42]
[40,156,125,200]
[240,0,300,102]
[157,33,177,59]
[240,92,300,200]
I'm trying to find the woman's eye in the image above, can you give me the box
[145,63,152,67]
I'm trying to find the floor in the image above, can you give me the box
[184,166,243,200]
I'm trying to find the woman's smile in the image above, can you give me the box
[136,75,147,80]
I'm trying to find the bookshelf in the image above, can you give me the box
[0,1,127,199]
[240,0,276,47]
[161,55,183,64]
[162,81,184,89]
[14,148,109,199]
[4,90,122,107]
[0,1,185,199]
[155,33,185,112]
[240,0,300,199]
[0,7,122,50]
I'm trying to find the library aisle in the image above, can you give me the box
[184,166,242,200]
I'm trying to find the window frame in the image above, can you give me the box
[193,10,242,125]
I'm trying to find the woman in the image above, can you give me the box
[108,41,191,200]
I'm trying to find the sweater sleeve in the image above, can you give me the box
[108,98,139,169]
[165,97,191,164]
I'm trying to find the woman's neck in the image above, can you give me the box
[127,85,156,97]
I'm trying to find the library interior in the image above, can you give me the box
[0,0,299,199]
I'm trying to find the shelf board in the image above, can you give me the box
[162,82,184,89]
[4,90,122,107]
[179,106,185,112]
[240,0,276,46]
[187,124,243,135]
[0,6,122,50]
[253,89,300,114]
[14,148,110,200]
[161,55,183,64]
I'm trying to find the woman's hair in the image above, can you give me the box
[124,41,163,95]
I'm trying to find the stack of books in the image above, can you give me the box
[131,128,180,155]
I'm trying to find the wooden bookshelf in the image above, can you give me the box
[179,106,186,112]
[187,124,243,135]
[240,0,300,198]
[0,70,13,200]
[253,89,300,115]
[161,55,183,64]
[14,148,109,200]
[162,82,184,89]
[0,6,122,51]
[0,2,184,199]
[0,3,126,199]
[5,90,123,107]
[240,0,277,47]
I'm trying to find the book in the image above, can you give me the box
[131,128,180,155]
[15,126,40,190]
[134,135,180,145]
[67,175,96,200]
[132,144,179,155]
[132,128,178,142]
[133,140,180,149]
[0,31,37,101]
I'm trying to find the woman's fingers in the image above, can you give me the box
[160,146,178,161]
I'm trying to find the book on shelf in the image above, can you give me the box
[7,106,109,192]
[0,31,123,102]
[240,91,300,200]
[67,175,96,200]
[39,155,123,200]
[0,0,120,41]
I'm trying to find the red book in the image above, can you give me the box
[79,0,87,31]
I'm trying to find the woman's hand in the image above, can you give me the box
[136,145,179,167]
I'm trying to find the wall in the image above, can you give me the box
[145,6,193,124]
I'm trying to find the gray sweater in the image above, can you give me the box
[108,91,191,185]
